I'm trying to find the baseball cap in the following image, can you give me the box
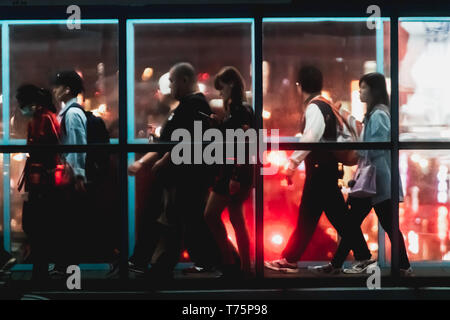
[51,70,84,96]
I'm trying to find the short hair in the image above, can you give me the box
[51,70,84,97]
[16,84,56,113]
[171,62,197,84]
[297,65,323,94]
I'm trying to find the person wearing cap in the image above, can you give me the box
[51,70,87,192]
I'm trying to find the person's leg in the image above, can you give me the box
[183,187,221,270]
[374,199,411,270]
[329,196,373,268]
[204,192,232,265]
[281,178,323,263]
[228,198,251,274]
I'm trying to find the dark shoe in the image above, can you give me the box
[182,265,214,275]
[129,261,148,275]
[343,259,377,274]
[0,254,17,272]
[308,263,342,275]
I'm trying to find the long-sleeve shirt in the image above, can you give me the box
[288,102,325,172]
[57,97,87,178]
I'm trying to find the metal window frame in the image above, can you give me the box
[0,2,449,288]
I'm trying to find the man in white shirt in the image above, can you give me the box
[265,66,371,274]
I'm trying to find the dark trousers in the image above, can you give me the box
[282,172,369,263]
[331,197,411,269]
[150,183,221,275]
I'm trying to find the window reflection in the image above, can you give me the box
[399,20,450,141]
[263,20,391,138]
[263,150,378,263]
[132,21,253,142]
[9,23,119,140]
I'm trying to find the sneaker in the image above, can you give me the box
[128,261,147,275]
[343,259,377,274]
[400,267,414,277]
[264,258,299,273]
[0,255,16,272]
[308,263,341,275]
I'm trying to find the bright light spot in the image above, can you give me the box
[438,206,448,240]
[280,179,288,187]
[326,227,337,238]
[92,104,107,117]
[336,57,344,63]
[439,165,449,175]
[262,110,271,119]
[438,171,448,181]
[439,182,448,192]
[154,126,162,138]
[182,250,189,259]
[12,153,26,162]
[368,242,378,251]
[10,219,17,228]
[267,151,288,168]
[322,91,331,101]
[419,159,429,169]
[198,83,206,93]
[141,67,154,81]
[443,252,450,261]
[159,72,171,95]
[408,231,419,254]
[438,192,448,204]
[363,233,369,241]
[411,153,421,163]
[271,234,283,245]
[0,94,2,104]
[415,217,421,225]
[441,244,447,253]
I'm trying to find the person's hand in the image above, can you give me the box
[209,114,220,127]
[151,158,165,176]
[128,161,143,176]
[75,176,87,193]
[229,179,241,195]
[334,101,343,111]
[285,168,295,186]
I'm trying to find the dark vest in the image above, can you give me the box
[304,99,339,179]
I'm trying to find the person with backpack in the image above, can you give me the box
[16,85,60,283]
[314,72,412,275]
[264,66,372,274]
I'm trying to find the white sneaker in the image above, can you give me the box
[264,258,299,273]
[343,259,377,274]
[400,267,414,277]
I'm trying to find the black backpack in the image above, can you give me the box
[61,104,110,183]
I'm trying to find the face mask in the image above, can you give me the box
[20,105,35,117]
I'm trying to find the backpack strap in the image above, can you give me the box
[60,103,85,136]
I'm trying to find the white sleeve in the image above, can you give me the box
[288,103,325,170]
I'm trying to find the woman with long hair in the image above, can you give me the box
[17,84,61,283]
[204,66,254,277]
[313,72,412,275]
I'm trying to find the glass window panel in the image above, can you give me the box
[131,20,253,143]
[9,22,119,141]
[263,19,391,140]
[129,152,255,278]
[10,152,121,277]
[399,19,450,141]
[264,150,381,277]
[384,150,450,275]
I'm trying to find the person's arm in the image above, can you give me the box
[128,151,160,176]
[366,110,390,159]
[151,152,171,176]
[338,106,363,138]
[286,104,325,180]
[64,110,87,180]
